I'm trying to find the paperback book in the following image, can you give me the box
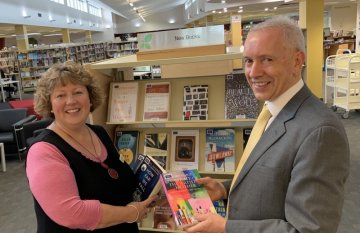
[144,132,168,169]
[170,130,199,171]
[143,82,171,121]
[114,130,139,168]
[204,128,235,172]
[140,190,177,230]
[183,85,208,120]
[108,82,138,122]
[213,200,226,218]
[225,73,259,119]
[160,169,216,229]
[132,154,166,202]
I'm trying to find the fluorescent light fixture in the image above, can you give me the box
[239,6,243,9]
[169,19,175,24]
[265,8,269,11]
[212,10,216,13]
[273,6,278,10]
[135,22,141,27]
[27,33,41,36]
[133,7,137,10]
[221,0,226,3]
[238,9,243,13]
[22,9,30,18]
[129,2,133,7]
[43,33,62,37]
[139,14,146,22]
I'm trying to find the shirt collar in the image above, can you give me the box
[266,79,304,118]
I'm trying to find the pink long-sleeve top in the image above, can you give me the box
[26,141,107,230]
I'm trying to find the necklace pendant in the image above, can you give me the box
[108,168,119,179]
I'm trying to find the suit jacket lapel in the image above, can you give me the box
[230,85,312,193]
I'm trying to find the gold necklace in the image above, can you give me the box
[57,125,119,179]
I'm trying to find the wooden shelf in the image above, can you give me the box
[90,52,242,70]
[106,119,255,129]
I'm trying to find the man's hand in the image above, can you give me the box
[196,177,227,201]
[184,212,226,233]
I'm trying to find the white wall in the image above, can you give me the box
[330,3,357,32]
[0,0,119,43]
[115,5,186,34]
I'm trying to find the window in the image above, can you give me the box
[67,0,88,12]
[88,3,102,17]
[49,0,64,4]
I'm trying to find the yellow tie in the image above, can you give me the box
[229,105,272,191]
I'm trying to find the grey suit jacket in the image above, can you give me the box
[224,86,349,233]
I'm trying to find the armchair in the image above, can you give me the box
[16,117,53,151]
[0,108,36,160]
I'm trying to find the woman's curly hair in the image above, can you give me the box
[34,61,104,118]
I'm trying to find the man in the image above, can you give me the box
[185,16,349,233]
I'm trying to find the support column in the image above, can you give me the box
[356,0,360,53]
[300,0,324,98]
[85,30,92,43]
[62,28,71,43]
[230,14,242,69]
[14,25,29,50]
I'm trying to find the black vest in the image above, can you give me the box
[28,124,138,233]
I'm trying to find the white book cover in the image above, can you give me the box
[143,82,171,121]
[108,82,138,122]
[170,130,199,171]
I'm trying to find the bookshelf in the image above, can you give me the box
[106,40,139,58]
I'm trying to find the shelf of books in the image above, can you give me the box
[89,50,259,232]
[106,40,138,58]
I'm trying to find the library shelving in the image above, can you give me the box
[106,40,138,58]
[89,50,256,232]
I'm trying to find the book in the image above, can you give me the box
[243,128,252,149]
[204,128,236,172]
[225,73,259,119]
[114,130,139,168]
[183,85,208,120]
[140,189,177,230]
[170,130,199,171]
[108,82,138,122]
[144,132,168,169]
[160,169,217,229]
[143,82,171,121]
[213,200,226,218]
[132,154,166,202]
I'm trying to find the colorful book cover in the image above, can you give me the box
[170,130,199,171]
[143,82,171,121]
[114,130,139,168]
[183,85,208,120]
[132,154,166,202]
[144,132,168,169]
[108,82,138,122]
[225,73,259,119]
[160,169,216,229]
[204,128,235,172]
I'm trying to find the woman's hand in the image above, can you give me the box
[126,194,158,222]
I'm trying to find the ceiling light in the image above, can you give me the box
[224,8,227,12]
[238,9,243,13]
[218,11,222,14]
[133,7,137,11]
[221,0,226,3]
[43,33,62,37]
[239,6,243,9]
[23,15,31,19]
[265,8,269,11]
[135,23,141,27]
[273,6,278,10]
[169,19,175,24]
[212,10,216,13]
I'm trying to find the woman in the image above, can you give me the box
[26,61,157,232]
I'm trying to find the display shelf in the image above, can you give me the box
[139,227,182,233]
[106,119,255,128]
[106,41,138,58]
[91,52,242,70]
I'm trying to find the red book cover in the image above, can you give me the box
[160,169,216,229]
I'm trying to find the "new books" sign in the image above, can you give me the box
[137,25,224,51]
